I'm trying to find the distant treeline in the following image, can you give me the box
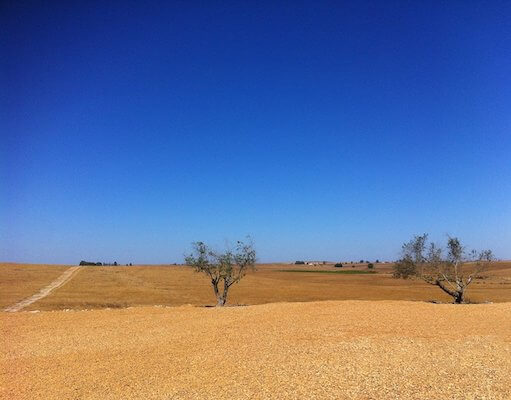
[79,261,132,266]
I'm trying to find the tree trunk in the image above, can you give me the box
[212,280,224,306]
[435,280,466,304]
[212,280,229,306]
[454,290,465,304]
[217,283,229,307]
[435,281,456,303]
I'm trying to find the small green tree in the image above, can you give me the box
[185,239,256,306]
[393,234,493,303]
[367,263,374,269]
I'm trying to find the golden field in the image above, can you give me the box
[0,263,69,309]
[2,262,511,399]
[1,262,510,311]
[2,300,510,399]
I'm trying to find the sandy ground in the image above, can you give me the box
[2,300,510,399]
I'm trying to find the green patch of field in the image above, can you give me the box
[279,269,377,274]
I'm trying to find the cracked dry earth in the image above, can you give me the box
[2,300,510,399]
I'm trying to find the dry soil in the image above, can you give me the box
[2,300,510,399]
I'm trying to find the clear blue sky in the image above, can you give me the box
[1,1,510,264]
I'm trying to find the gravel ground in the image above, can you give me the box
[2,300,510,399]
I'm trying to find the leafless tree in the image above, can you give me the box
[393,234,493,303]
[185,239,256,306]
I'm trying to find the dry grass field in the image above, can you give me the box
[0,264,69,309]
[1,261,509,311]
[2,300,510,399]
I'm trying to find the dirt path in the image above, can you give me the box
[3,266,82,312]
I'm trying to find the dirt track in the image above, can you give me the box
[2,300,510,399]
[3,266,81,312]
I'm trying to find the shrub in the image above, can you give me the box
[334,263,343,268]
[393,258,416,278]
[79,260,101,266]
[367,263,374,269]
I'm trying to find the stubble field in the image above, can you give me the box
[2,262,511,311]
[0,263,69,309]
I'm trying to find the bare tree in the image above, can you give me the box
[185,239,256,306]
[393,234,493,303]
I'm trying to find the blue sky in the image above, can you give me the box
[1,1,510,264]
